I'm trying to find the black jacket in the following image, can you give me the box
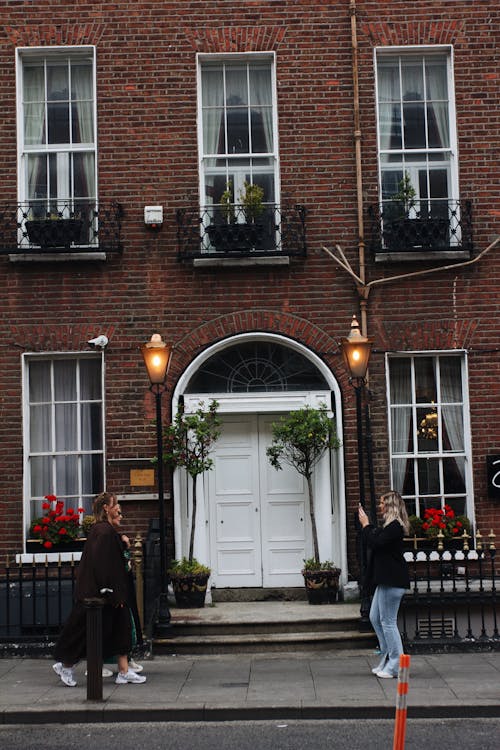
[362,519,410,590]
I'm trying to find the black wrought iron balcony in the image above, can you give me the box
[368,199,473,257]
[176,204,307,262]
[0,201,123,256]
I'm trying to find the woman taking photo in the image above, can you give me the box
[358,490,410,679]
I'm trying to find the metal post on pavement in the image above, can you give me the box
[393,653,411,750]
[84,597,105,701]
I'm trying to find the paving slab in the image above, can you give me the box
[0,651,498,723]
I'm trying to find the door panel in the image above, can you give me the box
[258,415,308,586]
[209,415,262,586]
[209,413,310,588]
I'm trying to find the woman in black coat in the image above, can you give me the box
[53,492,145,687]
[358,490,410,678]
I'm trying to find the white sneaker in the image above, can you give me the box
[115,669,146,685]
[371,658,388,674]
[84,667,114,678]
[52,662,63,677]
[60,666,77,687]
[376,670,397,679]
[128,659,143,672]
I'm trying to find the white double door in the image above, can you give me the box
[208,414,310,588]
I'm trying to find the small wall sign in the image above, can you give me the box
[486,455,500,498]
[130,468,155,487]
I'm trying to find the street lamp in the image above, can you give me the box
[340,314,374,628]
[142,333,173,638]
[340,314,373,508]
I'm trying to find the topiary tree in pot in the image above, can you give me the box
[162,399,221,607]
[266,404,342,603]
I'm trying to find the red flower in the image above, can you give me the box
[58,528,68,536]
[45,494,57,503]
[43,540,53,549]
[33,524,42,533]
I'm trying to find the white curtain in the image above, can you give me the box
[440,358,465,481]
[389,360,412,492]
[24,67,46,211]
[425,59,449,149]
[249,67,273,153]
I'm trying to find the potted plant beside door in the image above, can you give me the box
[163,399,221,607]
[266,405,342,604]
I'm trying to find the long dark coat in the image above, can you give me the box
[54,521,132,664]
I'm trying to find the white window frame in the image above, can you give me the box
[22,352,106,554]
[385,350,474,526]
[16,46,98,246]
[196,52,280,214]
[375,45,459,222]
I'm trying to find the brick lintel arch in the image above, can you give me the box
[167,309,346,393]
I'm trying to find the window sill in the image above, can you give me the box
[9,251,108,263]
[16,551,83,564]
[375,249,472,263]
[193,255,290,268]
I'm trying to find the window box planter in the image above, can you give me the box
[207,222,265,253]
[26,538,87,554]
[26,218,84,248]
[383,217,449,251]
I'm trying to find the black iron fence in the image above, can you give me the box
[0,201,123,255]
[368,199,473,255]
[401,535,498,652]
[176,203,307,261]
[0,537,149,655]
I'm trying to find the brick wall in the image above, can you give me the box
[0,1,498,569]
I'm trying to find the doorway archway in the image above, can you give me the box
[171,332,347,589]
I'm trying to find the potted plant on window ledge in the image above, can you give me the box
[382,172,449,251]
[405,506,472,551]
[25,211,84,249]
[27,495,85,552]
[207,181,265,252]
[163,399,221,608]
[266,405,342,604]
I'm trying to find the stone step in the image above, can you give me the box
[153,629,376,655]
[170,615,363,637]
[151,600,376,655]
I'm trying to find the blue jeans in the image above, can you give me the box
[369,585,406,675]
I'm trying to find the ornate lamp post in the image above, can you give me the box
[340,314,375,627]
[142,333,173,637]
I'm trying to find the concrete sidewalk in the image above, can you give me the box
[0,650,499,724]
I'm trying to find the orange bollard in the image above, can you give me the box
[393,653,411,750]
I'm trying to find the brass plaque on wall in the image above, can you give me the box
[130,469,155,487]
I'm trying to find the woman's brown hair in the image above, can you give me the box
[92,492,117,522]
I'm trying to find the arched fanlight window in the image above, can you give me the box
[186,341,328,393]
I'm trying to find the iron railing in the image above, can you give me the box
[401,534,498,652]
[176,203,307,261]
[0,539,147,654]
[368,199,473,255]
[0,201,123,255]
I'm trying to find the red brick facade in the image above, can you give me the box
[0,1,498,579]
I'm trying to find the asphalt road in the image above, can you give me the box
[2,719,500,750]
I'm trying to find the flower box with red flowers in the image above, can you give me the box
[406,504,472,549]
[28,495,85,551]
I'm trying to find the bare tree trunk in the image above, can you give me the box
[307,474,320,564]
[188,474,197,562]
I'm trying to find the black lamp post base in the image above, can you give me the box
[153,592,173,639]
